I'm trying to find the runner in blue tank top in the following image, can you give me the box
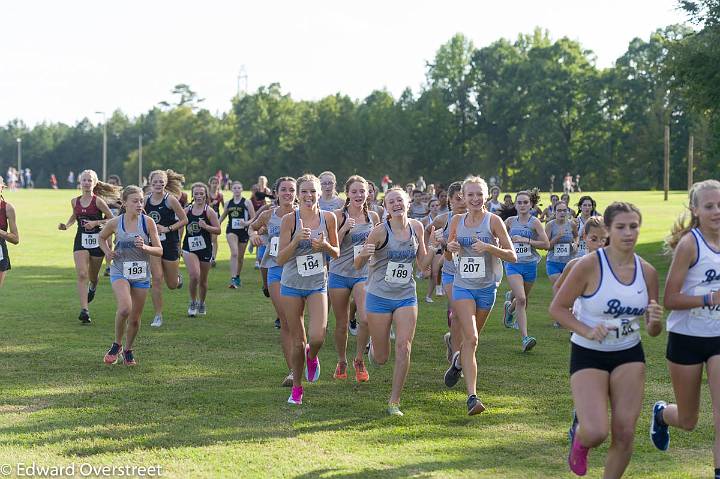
[99,186,163,367]
[545,201,578,286]
[550,202,662,478]
[329,175,379,383]
[249,177,297,386]
[277,174,340,406]
[650,180,720,476]
[503,189,549,352]
[443,176,516,416]
[145,169,188,328]
[355,187,439,417]
[426,182,466,364]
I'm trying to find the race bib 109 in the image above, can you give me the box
[81,233,99,249]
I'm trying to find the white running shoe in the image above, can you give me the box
[435,285,444,296]
[151,315,163,327]
[187,301,198,317]
[425,296,434,303]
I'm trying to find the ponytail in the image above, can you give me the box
[665,180,720,252]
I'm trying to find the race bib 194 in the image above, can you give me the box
[123,261,147,280]
[81,233,99,249]
[188,236,206,252]
[459,256,486,279]
[296,253,323,276]
[385,261,412,284]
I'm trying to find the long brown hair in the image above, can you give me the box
[149,169,185,197]
[343,175,369,218]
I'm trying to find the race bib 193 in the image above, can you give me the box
[514,242,531,258]
[553,243,570,257]
[188,236,207,252]
[459,256,486,279]
[81,233,99,249]
[123,261,147,280]
[269,236,279,257]
[385,261,412,284]
[296,253,323,276]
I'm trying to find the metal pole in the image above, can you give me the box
[688,135,694,191]
[102,121,107,181]
[16,138,22,173]
[664,125,670,201]
[138,134,143,186]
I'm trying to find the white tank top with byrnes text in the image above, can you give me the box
[667,228,720,337]
[571,248,648,352]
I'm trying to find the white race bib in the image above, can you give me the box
[553,243,570,257]
[459,256,486,279]
[0,246,4,262]
[690,285,720,321]
[269,237,279,257]
[385,261,412,284]
[602,318,640,345]
[353,245,364,259]
[296,253,324,276]
[188,235,206,252]
[81,233,100,249]
[123,261,147,280]
[158,232,166,242]
[577,240,587,256]
[232,218,244,229]
[452,253,460,269]
[514,242,531,258]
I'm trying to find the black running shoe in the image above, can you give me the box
[87,286,96,304]
[263,287,270,298]
[275,318,281,329]
[467,394,486,416]
[444,351,462,388]
[78,308,91,324]
[349,317,358,336]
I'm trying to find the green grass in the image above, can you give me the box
[0,189,712,478]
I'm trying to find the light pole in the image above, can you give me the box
[16,138,22,173]
[95,111,107,181]
[138,134,143,186]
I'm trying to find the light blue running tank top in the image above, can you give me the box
[453,212,497,290]
[329,211,372,278]
[280,210,328,290]
[508,216,540,264]
[546,220,575,264]
[110,214,151,283]
[366,220,418,300]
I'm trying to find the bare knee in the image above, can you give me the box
[464,332,478,350]
[514,295,527,309]
[189,270,201,282]
[396,340,412,361]
[611,424,636,448]
[580,423,608,448]
[117,305,131,318]
[152,275,164,288]
[77,270,89,283]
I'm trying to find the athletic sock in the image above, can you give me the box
[655,405,667,427]
[453,354,462,370]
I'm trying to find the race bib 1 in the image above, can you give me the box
[385,261,412,284]
[158,232,166,242]
[81,233,100,249]
[459,256,486,279]
[602,318,640,345]
[123,261,147,280]
[188,235,207,252]
[514,242,531,258]
[232,218,244,229]
[0,246,4,262]
[554,243,570,257]
[269,236,279,257]
[690,285,720,321]
[353,244,364,259]
[296,253,324,276]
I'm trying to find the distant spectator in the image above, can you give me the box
[381,175,392,193]
[416,176,426,192]
[50,174,58,189]
[67,171,75,188]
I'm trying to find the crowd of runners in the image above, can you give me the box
[2,170,720,479]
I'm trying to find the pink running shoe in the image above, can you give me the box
[304,345,320,382]
[287,386,303,405]
[103,342,121,365]
[568,421,589,476]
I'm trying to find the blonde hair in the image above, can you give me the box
[149,169,185,197]
[297,173,321,192]
[80,169,121,202]
[383,187,410,217]
[190,182,209,204]
[666,179,720,251]
[461,175,489,197]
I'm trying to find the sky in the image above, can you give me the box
[0,0,690,126]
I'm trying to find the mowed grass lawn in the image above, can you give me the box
[0,188,713,478]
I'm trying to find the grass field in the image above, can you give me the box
[0,189,714,478]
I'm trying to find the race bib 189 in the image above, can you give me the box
[385,261,412,284]
[514,242,531,258]
[81,233,99,249]
[296,253,323,276]
[188,236,207,252]
[553,243,570,257]
[123,261,147,280]
[459,256,486,279]
[269,237,279,257]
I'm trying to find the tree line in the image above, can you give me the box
[1,10,718,191]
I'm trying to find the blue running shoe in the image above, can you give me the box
[650,401,670,451]
[503,301,515,328]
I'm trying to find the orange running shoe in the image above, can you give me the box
[354,358,369,382]
[333,361,348,380]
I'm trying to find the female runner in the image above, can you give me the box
[575,195,599,257]
[208,176,225,267]
[101,186,163,366]
[58,170,119,324]
[355,187,438,416]
[220,181,255,288]
[422,198,442,303]
[367,181,385,218]
[318,171,345,211]
[549,202,662,478]
[277,174,339,405]
[545,201,578,289]
[145,169,188,327]
[486,186,502,213]
[0,177,19,287]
